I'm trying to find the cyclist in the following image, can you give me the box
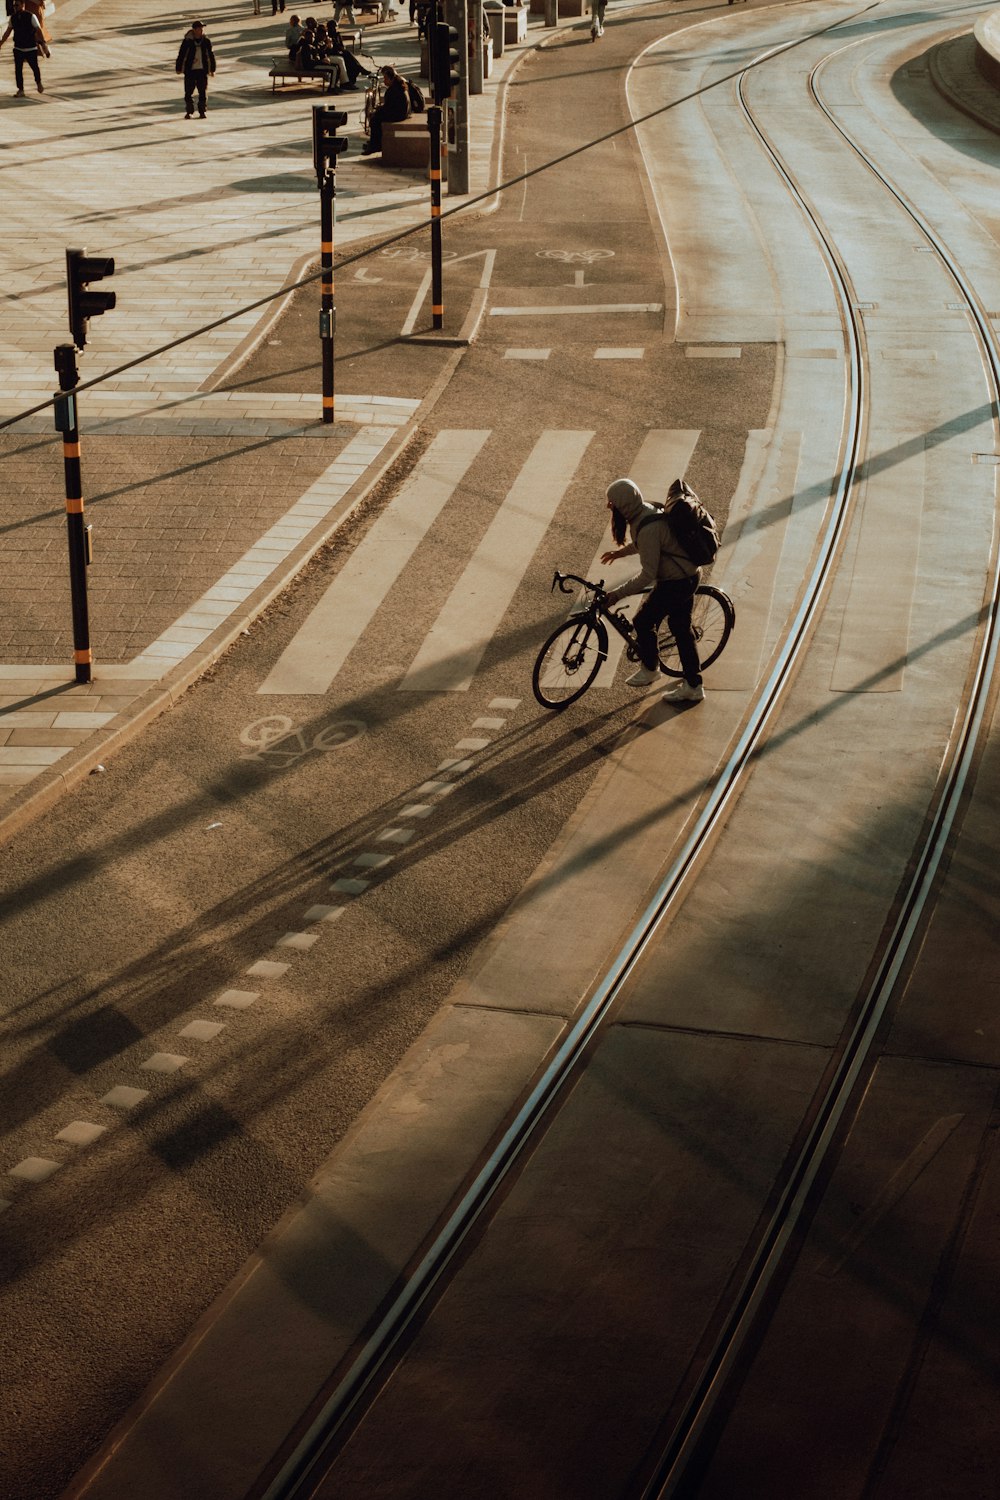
[600,477,705,704]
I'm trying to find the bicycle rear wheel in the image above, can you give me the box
[657,585,735,677]
[532,618,608,709]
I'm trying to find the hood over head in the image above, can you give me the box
[605,477,645,521]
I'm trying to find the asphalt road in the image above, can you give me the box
[0,9,774,1498]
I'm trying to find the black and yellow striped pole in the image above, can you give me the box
[54,343,93,685]
[313,106,349,425]
[429,104,444,330]
[320,176,336,425]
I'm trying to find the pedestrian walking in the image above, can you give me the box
[589,0,606,38]
[0,0,50,96]
[332,0,356,27]
[175,19,216,119]
[600,477,706,702]
[271,0,286,14]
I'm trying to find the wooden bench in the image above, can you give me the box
[268,58,339,92]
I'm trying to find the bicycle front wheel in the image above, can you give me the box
[657,585,735,677]
[532,618,608,709]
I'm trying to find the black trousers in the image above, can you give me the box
[183,68,208,112]
[14,47,42,89]
[633,576,702,685]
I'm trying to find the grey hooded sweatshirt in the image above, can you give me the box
[604,478,698,605]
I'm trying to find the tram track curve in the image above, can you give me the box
[257,10,1000,1498]
[639,20,1000,1497]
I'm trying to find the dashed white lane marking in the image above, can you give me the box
[180,1021,226,1041]
[400,430,593,694]
[258,430,491,696]
[214,990,260,1010]
[4,702,524,1213]
[504,348,552,359]
[141,1053,189,1075]
[100,1086,149,1109]
[594,348,645,359]
[9,1157,61,1183]
[489,303,663,316]
[55,1122,107,1146]
[277,932,319,950]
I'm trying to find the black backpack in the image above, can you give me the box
[667,488,720,567]
[406,77,426,112]
[639,483,720,569]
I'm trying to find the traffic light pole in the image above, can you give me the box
[429,104,444,329]
[445,0,469,194]
[53,344,93,685]
[320,170,336,424]
[313,105,348,424]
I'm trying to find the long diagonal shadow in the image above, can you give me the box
[0,603,988,1293]
[1,601,986,1097]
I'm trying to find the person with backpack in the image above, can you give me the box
[361,64,410,155]
[601,476,717,704]
[0,0,50,96]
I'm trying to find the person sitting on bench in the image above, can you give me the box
[328,24,372,86]
[362,63,410,154]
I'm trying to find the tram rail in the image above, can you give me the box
[258,12,1000,1499]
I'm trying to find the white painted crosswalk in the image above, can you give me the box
[256,426,760,701]
[258,430,490,695]
[400,431,593,692]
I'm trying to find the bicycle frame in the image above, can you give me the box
[552,569,639,651]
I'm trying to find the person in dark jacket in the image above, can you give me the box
[0,0,50,96]
[601,477,705,702]
[175,20,216,118]
[328,25,370,88]
[362,64,410,154]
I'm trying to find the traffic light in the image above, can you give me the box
[432,21,461,103]
[66,248,115,350]
[312,105,349,180]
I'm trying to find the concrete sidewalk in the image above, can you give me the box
[0,0,542,838]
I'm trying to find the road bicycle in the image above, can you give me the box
[362,66,383,136]
[532,570,735,710]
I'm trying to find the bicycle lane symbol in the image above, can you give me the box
[239,715,366,768]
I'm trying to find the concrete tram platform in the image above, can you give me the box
[928,6,1000,133]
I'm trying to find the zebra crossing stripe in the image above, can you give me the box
[258,431,490,696]
[400,431,594,693]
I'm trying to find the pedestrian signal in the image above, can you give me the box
[432,21,461,103]
[66,249,116,350]
[312,105,349,179]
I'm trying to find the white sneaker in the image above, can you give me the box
[662,680,705,704]
[625,666,658,687]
